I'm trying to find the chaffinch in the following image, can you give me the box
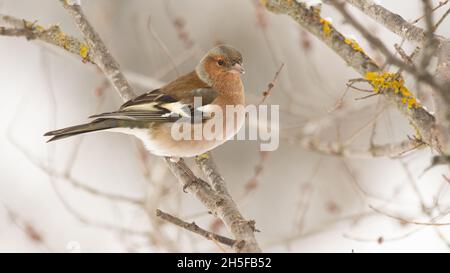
[45,45,246,158]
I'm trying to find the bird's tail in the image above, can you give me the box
[44,119,119,142]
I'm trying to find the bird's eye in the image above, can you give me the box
[217,60,225,66]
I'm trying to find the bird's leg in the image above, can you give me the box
[168,156,181,163]
[196,153,210,160]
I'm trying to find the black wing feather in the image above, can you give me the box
[90,87,218,123]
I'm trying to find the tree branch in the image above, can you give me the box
[343,0,442,45]
[58,0,135,101]
[328,0,443,94]
[0,14,93,63]
[165,157,261,252]
[298,137,424,158]
[194,154,261,252]
[156,209,236,248]
[263,0,437,149]
[434,40,450,153]
[195,153,229,195]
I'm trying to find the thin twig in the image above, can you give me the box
[411,0,449,24]
[369,205,450,226]
[156,209,236,247]
[258,63,285,105]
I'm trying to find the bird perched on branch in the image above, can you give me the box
[45,45,246,158]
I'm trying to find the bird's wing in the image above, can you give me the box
[90,71,218,122]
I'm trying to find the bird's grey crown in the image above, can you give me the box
[209,44,243,65]
[196,45,243,86]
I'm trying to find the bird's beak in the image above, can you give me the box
[232,63,245,74]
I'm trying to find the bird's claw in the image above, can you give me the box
[169,156,181,163]
[183,179,198,193]
[182,178,211,193]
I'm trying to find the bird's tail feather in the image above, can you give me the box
[44,119,118,142]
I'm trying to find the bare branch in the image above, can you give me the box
[156,209,236,248]
[343,0,443,45]
[435,6,450,29]
[370,205,450,226]
[164,156,262,252]
[434,41,450,154]
[194,155,261,252]
[298,136,424,158]
[412,0,449,25]
[420,0,437,71]
[195,153,229,195]
[258,63,285,105]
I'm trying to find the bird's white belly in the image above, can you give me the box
[109,112,245,157]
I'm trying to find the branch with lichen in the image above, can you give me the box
[327,0,450,158]
[1,1,262,253]
[0,14,91,62]
[263,0,436,149]
[58,0,135,101]
[327,0,443,91]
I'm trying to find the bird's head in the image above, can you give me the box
[196,45,244,85]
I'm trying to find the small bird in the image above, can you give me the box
[45,45,246,158]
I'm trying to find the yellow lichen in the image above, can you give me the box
[344,38,364,53]
[320,18,332,37]
[35,25,45,32]
[22,20,45,35]
[64,0,78,5]
[365,71,420,109]
[53,27,70,49]
[197,153,210,159]
[79,43,89,60]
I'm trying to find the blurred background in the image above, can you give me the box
[0,0,449,252]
